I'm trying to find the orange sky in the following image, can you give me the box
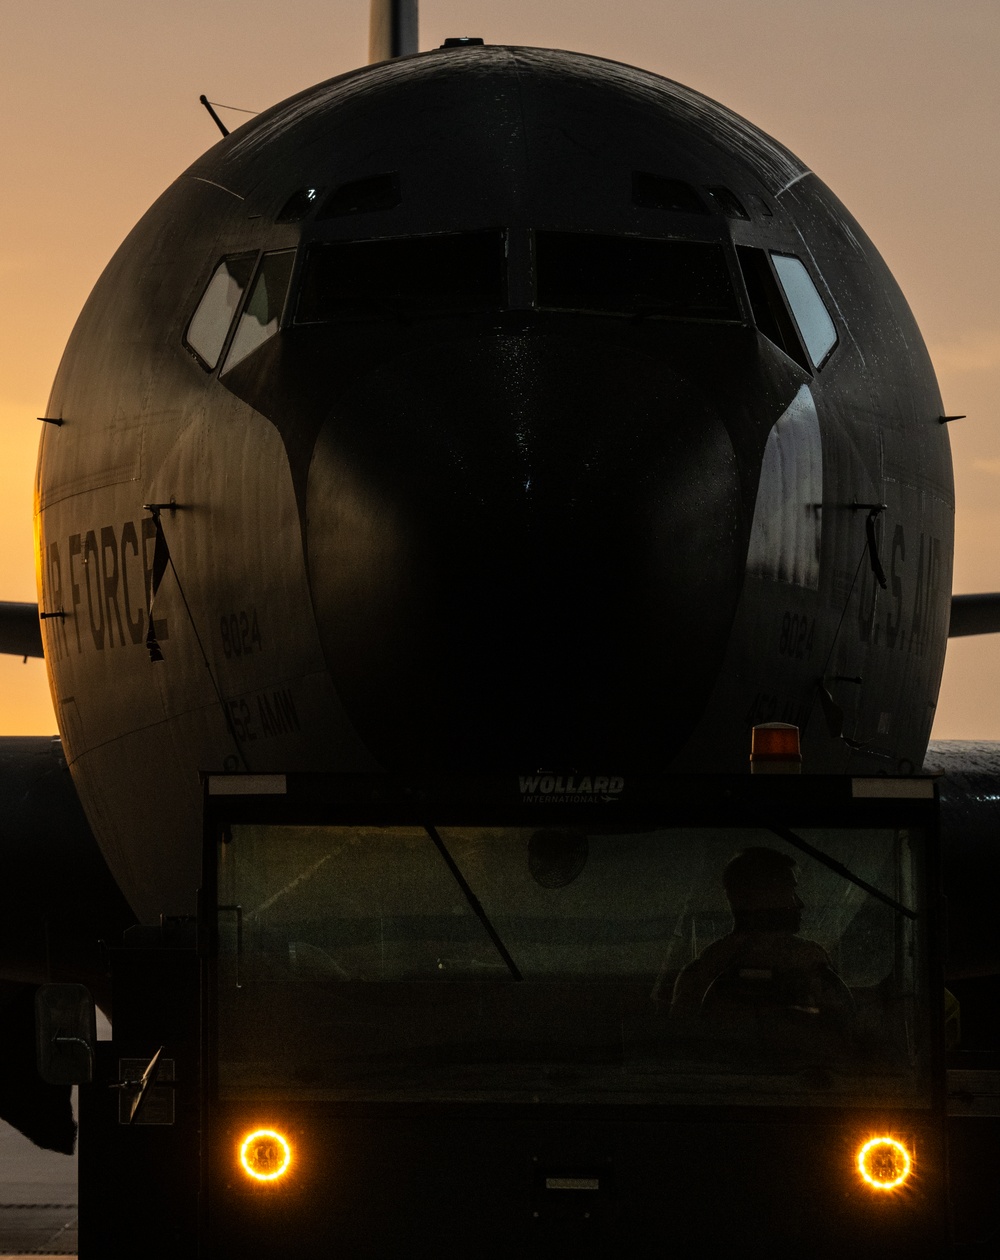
[2,0,999,738]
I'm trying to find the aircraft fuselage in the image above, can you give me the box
[36,46,953,919]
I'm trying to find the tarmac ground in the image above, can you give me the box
[0,1101,77,1257]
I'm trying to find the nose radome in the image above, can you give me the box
[305,332,746,771]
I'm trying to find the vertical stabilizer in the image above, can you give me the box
[369,0,418,62]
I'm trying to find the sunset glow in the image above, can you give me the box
[3,1,999,737]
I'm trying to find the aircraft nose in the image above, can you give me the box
[305,332,745,770]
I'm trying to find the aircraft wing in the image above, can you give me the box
[949,593,1000,637]
[0,602,43,659]
[5,591,1000,658]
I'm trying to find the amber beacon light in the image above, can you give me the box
[240,1129,292,1182]
[750,722,802,774]
[856,1136,912,1191]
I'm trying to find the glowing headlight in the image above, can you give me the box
[856,1136,912,1191]
[240,1129,292,1182]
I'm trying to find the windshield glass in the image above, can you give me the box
[534,233,741,321]
[215,822,928,1108]
[294,230,506,322]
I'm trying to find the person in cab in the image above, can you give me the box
[664,847,852,1026]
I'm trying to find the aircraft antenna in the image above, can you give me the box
[369,0,418,62]
[199,97,260,138]
[199,95,230,137]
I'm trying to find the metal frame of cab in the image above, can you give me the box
[197,771,946,1260]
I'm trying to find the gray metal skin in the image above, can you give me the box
[34,46,953,922]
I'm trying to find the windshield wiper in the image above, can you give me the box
[424,824,523,980]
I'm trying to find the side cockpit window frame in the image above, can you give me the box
[736,245,810,371]
[184,249,297,376]
[221,249,296,374]
[183,253,258,371]
[769,252,839,370]
[735,246,838,372]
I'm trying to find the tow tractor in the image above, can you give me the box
[37,765,1000,1256]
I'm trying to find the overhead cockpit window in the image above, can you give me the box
[736,246,809,371]
[276,188,324,223]
[631,172,707,215]
[535,232,740,322]
[222,250,295,372]
[706,186,750,220]
[747,193,774,218]
[184,255,256,370]
[319,173,402,219]
[770,254,838,367]
[295,231,506,322]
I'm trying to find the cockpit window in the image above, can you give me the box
[222,250,295,373]
[706,186,750,220]
[534,232,740,322]
[631,172,707,214]
[748,193,774,218]
[770,254,838,367]
[294,231,507,322]
[184,255,256,370]
[276,188,323,223]
[319,173,402,219]
[736,246,809,371]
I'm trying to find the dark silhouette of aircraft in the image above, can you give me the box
[1,0,999,1157]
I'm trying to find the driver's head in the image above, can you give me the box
[723,847,803,930]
